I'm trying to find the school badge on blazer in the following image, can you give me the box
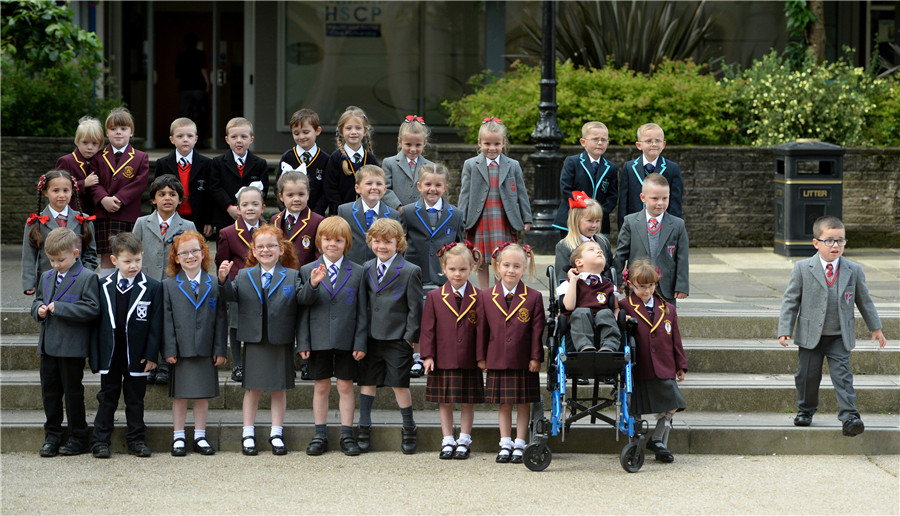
[467,310,478,325]
[391,284,404,301]
[282,284,295,298]
[597,292,607,304]
[665,320,672,334]
[345,287,356,305]
[123,166,135,179]
[302,235,311,249]
[844,293,853,304]
[136,301,150,321]
[207,297,218,311]
[517,307,530,322]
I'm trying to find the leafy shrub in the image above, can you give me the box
[724,50,899,147]
[443,59,738,145]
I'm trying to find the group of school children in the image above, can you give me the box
[23,105,885,465]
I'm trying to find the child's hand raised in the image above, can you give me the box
[566,268,578,283]
[218,260,233,283]
[309,264,326,287]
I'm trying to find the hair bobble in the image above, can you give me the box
[404,115,425,124]
[75,214,96,224]
[655,267,662,281]
[436,241,458,258]
[37,175,47,192]
[569,190,588,209]
[491,241,512,260]
[482,117,503,124]
[521,244,533,259]
[622,268,629,284]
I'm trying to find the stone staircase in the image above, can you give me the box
[2,306,898,457]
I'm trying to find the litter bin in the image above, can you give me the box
[773,141,844,257]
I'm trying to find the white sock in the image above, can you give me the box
[242,426,255,439]
[457,433,472,446]
[193,429,208,446]
[270,426,284,447]
[512,438,527,455]
[442,436,456,448]
[498,437,513,455]
[173,430,186,448]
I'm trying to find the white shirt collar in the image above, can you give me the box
[502,282,518,297]
[487,156,501,167]
[157,212,175,227]
[49,206,69,220]
[287,209,303,220]
[363,200,381,213]
[424,198,443,211]
[116,272,135,287]
[324,256,343,271]
[186,270,202,283]
[260,265,276,276]
[242,218,259,231]
[819,255,840,271]
[407,156,418,165]
[452,282,468,297]
[580,233,592,242]
[646,211,665,225]
[344,144,363,158]
[645,297,655,309]
[232,151,248,164]
[112,145,128,154]
[297,144,318,157]
[176,150,193,164]
[377,254,397,271]
[642,156,659,168]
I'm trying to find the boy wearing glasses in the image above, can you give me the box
[618,123,684,230]
[553,121,619,237]
[778,215,886,436]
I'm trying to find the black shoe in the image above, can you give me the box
[453,443,471,460]
[306,435,328,456]
[401,426,417,454]
[241,436,258,456]
[356,425,372,453]
[646,439,674,463]
[127,441,152,457]
[171,437,187,457]
[340,435,361,456]
[496,446,512,463]
[231,366,243,383]
[842,417,865,437]
[39,441,60,457]
[154,367,169,385]
[510,450,524,464]
[193,437,215,455]
[300,361,312,381]
[148,368,158,384]
[410,361,424,378]
[794,413,813,427]
[577,378,590,386]
[578,345,597,352]
[91,442,111,459]
[59,440,88,456]
[439,443,456,460]
[269,435,287,455]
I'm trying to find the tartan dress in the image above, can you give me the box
[469,164,515,263]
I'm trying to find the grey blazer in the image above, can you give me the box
[298,258,369,353]
[363,256,424,342]
[132,212,197,281]
[220,263,302,346]
[400,199,465,286]
[381,151,433,210]
[163,270,228,359]
[337,199,401,265]
[31,261,100,357]
[612,210,690,300]
[778,256,882,351]
[21,207,98,293]
[457,153,532,231]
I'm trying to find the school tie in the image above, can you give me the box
[160,221,168,238]
[488,160,498,168]
[286,214,296,232]
[190,279,199,296]
[301,152,312,165]
[647,218,659,234]
[587,274,600,287]
[409,160,416,168]
[56,273,64,286]
[329,264,339,286]
[118,279,129,292]
[455,291,463,308]
[365,209,376,229]
[505,292,513,308]
[377,263,386,283]
[426,207,438,228]
[592,161,600,176]
[237,157,245,177]
[825,263,835,286]
[262,272,272,290]
[115,151,123,166]
[56,215,67,228]
[353,152,362,164]
[249,226,256,236]
[647,303,655,322]
[179,157,188,169]
[644,163,655,175]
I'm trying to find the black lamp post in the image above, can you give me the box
[526,0,564,254]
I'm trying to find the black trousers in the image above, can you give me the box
[40,355,89,444]
[92,341,148,445]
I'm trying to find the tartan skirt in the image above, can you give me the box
[425,368,484,404]
[485,369,541,404]
[95,219,134,255]
[469,171,515,263]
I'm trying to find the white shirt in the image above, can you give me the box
[363,200,382,214]
[645,297,655,311]
[819,255,840,274]
[112,145,128,155]
[157,212,175,228]
[407,156,418,166]
[175,150,194,165]
[556,272,605,296]
[641,156,659,168]
[242,218,259,232]
[424,198,443,211]
[232,151,248,165]
[452,282,468,297]
[487,157,501,167]
[376,254,397,280]
[49,206,69,220]
[116,272,134,288]
[645,211,665,227]
[296,144,318,158]
[344,144,364,160]
[502,283,518,298]
[187,271,202,284]
[323,256,343,277]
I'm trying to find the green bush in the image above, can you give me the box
[443,60,738,145]
[724,50,899,147]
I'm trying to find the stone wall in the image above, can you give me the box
[2,137,897,246]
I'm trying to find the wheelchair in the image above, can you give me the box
[523,265,648,473]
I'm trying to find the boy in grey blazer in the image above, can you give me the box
[779,216,886,436]
[31,228,101,457]
[612,173,689,304]
[357,219,424,454]
[337,165,401,265]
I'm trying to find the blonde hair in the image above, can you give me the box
[105,107,135,133]
[477,118,508,155]
[225,117,254,137]
[365,218,407,254]
[44,227,79,256]
[169,117,197,136]
[397,116,430,152]
[74,116,103,145]
[636,123,664,141]
[581,121,608,138]
[438,242,482,269]
[315,216,352,255]
[563,198,608,252]
[418,163,450,184]
[491,243,535,281]
[335,106,374,176]
[356,164,386,185]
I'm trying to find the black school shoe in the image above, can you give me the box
[154,365,169,385]
[241,436,258,456]
[59,440,89,456]
[91,442,111,459]
[147,367,158,384]
[269,435,287,455]
[356,425,372,453]
[842,417,865,437]
[231,366,243,383]
[39,441,60,457]
[793,413,813,426]
[340,435,361,456]
[306,435,328,456]
[171,437,187,457]
[646,439,674,463]
[400,426,418,454]
[193,437,215,455]
[127,441,152,457]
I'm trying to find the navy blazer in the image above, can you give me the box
[618,156,684,225]
[155,150,213,229]
[552,152,619,236]
[276,146,330,215]
[91,272,163,375]
[323,149,380,214]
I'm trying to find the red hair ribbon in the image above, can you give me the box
[491,241,512,260]
[36,175,47,191]
[521,244,533,258]
[655,267,662,281]
[26,213,50,226]
[76,214,96,224]
[569,190,589,209]
[436,241,458,258]
[482,117,503,124]
[404,115,425,124]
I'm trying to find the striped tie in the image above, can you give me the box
[56,273,63,286]
[56,215,67,228]
[160,222,169,238]
[262,272,272,290]
[190,279,199,295]
[329,264,339,286]
[377,263,386,283]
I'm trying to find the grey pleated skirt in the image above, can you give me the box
[169,356,220,399]
[242,341,295,391]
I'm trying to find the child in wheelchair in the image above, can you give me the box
[555,240,620,353]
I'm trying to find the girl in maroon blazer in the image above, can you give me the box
[477,242,545,464]
[620,259,687,464]
[55,116,103,215]
[421,242,485,460]
[269,171,323,268]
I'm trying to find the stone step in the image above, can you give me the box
[2,370,897,414]
[2,409,897,456]
[3,335,897,374]
[4,305,897,340]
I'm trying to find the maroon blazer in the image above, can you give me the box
[269,207,323,268]
[621,293,688,381]
[215,219,254,281]
[420,282,485,370]
[55,149,96,215]
[478,281,545,370]
[90,144,150,223]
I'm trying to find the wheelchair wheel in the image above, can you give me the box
[523,443,552,472]
[619,441,644,473]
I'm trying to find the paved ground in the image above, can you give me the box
[1,452,898,514]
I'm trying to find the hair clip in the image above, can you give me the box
[482,117,503,124]
[73,182,79,192]
[491,241,513,260]
[622,269,629,283]
[75,214,96,224]
[404,115,425,124]
[569,190,588,209]
[37,175,47,191]
[655,266,662,281]
[26,213,50,226]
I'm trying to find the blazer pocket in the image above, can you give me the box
[795,315,810,344]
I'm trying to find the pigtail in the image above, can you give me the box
[27,175,47,249]
[522,244,536,280]
[71,183,94,248]
[490,242,533,281]
[437,240,483,270]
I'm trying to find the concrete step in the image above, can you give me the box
[4,334,897,374]
[2,370,898,414]
[2,409,897,456]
